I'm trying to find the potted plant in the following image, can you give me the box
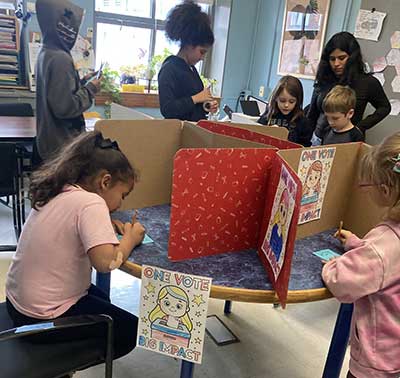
[96,64,122,118]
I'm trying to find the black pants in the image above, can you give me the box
[6,284,138,360]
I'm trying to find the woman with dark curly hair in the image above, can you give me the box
[307,32,391,145]
[158,0,217,121]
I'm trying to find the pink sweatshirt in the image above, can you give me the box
[322,222,400,378]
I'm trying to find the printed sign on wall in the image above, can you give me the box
[137,265,212,364]
[261,164,297,279]
[297,147,336,224]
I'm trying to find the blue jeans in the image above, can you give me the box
[311,132,322,146]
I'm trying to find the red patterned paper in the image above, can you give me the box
[168,148,275,261]
[197,120,300,150]
[257,154,302,307]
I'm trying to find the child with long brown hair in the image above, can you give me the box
[6,131,145,366]
[257,75,313,146]
[322,131,400,378]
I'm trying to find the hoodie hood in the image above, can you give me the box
[36,0,83,52]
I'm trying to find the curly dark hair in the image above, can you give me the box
[165,0,214,47]
[30,131,137,210]
[315,32,366,87]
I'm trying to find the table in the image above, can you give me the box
[96,205,352,378]
[0,116,36,142]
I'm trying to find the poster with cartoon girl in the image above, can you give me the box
[137,265,212,364]
[297,147,336,224]
[261,164,297,279]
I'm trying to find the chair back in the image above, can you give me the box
[0,143,17,197]
[0,103,33,117]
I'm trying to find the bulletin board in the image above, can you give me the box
[277,0,331,79]
[356,1,400,145]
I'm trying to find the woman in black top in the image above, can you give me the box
[158,1,218,121]
[307,32,391,145]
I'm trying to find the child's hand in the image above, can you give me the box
[124,219,145,247]
[192,87,213,104]
[209,100,219,113]
[90,77,102,91]
[112,219,125,235]
[334,228,352,245]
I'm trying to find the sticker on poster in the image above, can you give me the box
[297,147,336,224]
[137,265,212,364]
[261,164,297,279]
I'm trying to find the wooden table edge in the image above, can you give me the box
[121,261,333,304]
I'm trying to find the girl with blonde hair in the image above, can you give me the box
[323,131,400,378]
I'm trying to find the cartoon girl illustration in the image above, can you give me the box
[302,160,323,199]
[149,285,193,347]
[269,189,289,261]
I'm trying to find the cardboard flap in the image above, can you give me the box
[344,144,386,237]
[197,120,300,149]
[95,119,182,209]
[168,148,276,261]
[278,143,362,239]
[181,122,269,149]
[257,154,302,307]
[225,121,289,140]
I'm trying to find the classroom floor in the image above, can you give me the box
[0,200,350,378]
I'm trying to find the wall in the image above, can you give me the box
[356,0,400,145]
[221,0,362,110]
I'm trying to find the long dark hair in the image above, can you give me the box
[30,132,137,210]
[315,32,366,87]
[268,75,304,123]
[165,0,214,48]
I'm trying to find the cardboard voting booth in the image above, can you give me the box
[95,120,382,306]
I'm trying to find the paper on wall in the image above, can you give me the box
[391,31,400,49]
[137,265,211,364]
[386,49,400,66]
[261,164,297,280]
[372,56,387,73]
[389,99,400,116]
[373,72,385,86]
[354,9,386,41]
[297,147,336,224]
[391,76,400,93]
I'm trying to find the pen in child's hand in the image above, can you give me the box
[132,210,138,224]
[338,220,343,235]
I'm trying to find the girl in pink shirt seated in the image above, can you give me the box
[6,131,145,366]
[322,131,400,378]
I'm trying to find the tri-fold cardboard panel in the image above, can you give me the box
[95,119,274,210]
[95,120,381,306]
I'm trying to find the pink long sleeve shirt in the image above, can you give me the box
[322,222,400,378]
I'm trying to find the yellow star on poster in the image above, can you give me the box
[142,329,149,336]
[300,166,307,176]
[195,337,202,344]
[192,294,205,307]
[145,282,156,294]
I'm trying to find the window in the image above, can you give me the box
[94,0,211,90]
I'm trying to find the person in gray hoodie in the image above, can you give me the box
[35,0,101,160]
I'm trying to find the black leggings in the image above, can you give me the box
[6,284,138,360]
